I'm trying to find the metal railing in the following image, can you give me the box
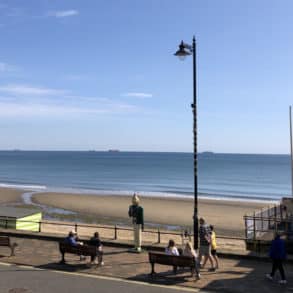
[244,215,293,240]
[0,216,246,244]
[0,217,191,244]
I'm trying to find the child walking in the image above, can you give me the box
[210,225,219,269]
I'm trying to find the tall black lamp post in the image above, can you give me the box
[174,36,198,250]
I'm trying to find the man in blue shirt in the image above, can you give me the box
[266,233,287,284]
[65,230,79,246]
[65,230,85,260]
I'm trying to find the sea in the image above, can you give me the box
[0,151,292,203]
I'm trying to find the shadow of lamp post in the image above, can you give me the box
[174,36,198,250]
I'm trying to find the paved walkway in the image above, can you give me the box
[0,236,293,292]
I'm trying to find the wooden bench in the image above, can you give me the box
[0,236,17,256]
[148,251,196,276]
[59,242,99,264]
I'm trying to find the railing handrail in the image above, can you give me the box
[0,216,247,242]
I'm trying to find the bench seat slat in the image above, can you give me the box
[148,251,196,276]
[0,236,17,256]
[59,242,98,263]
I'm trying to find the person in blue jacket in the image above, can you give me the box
[266,233,287,284]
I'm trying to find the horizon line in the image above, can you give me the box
[0,149,290,156]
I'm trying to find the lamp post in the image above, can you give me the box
[174,36,198,250]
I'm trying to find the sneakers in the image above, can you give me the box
[208,267,216,272]
[266,274,287,284]
[196,273,201,280]
[265,274,273,281]
[100,261,105,266]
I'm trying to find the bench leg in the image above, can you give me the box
[150,262,155,275]
[173,265,177,274]
[60,252,65,264]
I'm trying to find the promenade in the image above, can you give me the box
[0,234,292,292]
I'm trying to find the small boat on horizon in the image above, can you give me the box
[108,149,120,153]
[200,151,215,155]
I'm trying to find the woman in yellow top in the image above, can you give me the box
[210,225,219,269]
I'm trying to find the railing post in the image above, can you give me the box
[114,225,117,240]
[75,223,78,233]
[274,205,277,233]
[267,206,270,228]
[39,221,41,232]
[261,209,263,233]
[157,228,161,244]
[253,212,256,241]
[5,217,8,229]
[244,215,248,239]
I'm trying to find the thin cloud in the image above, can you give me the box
[64,74,92,81]
[122,92,153,98]
[0,62,19,73]
[48,10,79,18]
[0,100,139,117]
[0,84,68,96]
[0,89,140,117]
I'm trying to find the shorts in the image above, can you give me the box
[199,245,211,256]
[211,249,217,256]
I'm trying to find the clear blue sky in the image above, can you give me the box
[0,0,292,154]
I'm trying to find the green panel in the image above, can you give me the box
[0,218,16,229]
[16,213,42,232]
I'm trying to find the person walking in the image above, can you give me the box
[266,233,287,284]
[198,218,215,271]
[210,225,219,269]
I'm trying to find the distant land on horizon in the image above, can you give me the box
[0,149,290,156]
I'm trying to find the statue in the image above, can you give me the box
[128,193,144,252]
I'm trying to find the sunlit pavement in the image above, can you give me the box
[0,236,293,292]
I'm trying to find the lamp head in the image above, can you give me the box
[174,41,192,60]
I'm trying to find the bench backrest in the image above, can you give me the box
[59,242,97,256]
[0,236,10,246]
[148,251,195,267]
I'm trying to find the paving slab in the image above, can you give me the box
[1,236,293,292]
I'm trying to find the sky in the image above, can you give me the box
[0,0,292,154]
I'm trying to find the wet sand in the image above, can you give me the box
[0,187,25,204]
[32,192,267,236]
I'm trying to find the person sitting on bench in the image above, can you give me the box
[65,230,85,260]
[165,239,179,256]
[183,241,200,279]
[65,230,83,246]
[89,231,104,265]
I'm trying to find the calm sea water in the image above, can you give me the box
[0,151,291,202]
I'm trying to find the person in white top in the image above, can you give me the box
[183,241,200,279]
[165,239,179,256]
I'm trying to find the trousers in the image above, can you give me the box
[133,224,142,249]
[271,259,286,280]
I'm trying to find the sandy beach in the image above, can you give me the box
[0,187,25,204]
[32,192,267,236]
